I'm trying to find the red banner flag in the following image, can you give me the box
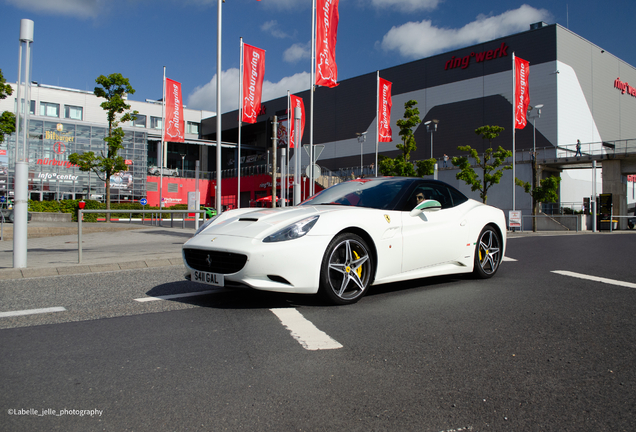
[165,78,184,142]
[242,44,266,124]
[288,94,305,149]
[316,0,339,88]
[514,56,530,129]
[378,78,392,142]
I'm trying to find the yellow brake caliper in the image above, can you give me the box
[353,251,362,277]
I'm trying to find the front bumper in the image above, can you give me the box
[182,233,331,294]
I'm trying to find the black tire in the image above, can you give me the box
[473,225,502,279]
[319,233,374,305]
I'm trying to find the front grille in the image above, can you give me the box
[183,248,248,274]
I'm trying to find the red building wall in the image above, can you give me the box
[145,174,318,209]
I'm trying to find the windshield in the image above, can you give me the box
[301,178,409,210]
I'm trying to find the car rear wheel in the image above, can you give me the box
[474,225,502,278]
[320,233,373,305]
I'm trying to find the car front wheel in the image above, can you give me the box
[319,233,373,305]
[474,226,502,278]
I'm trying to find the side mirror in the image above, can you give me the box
[409,199,442,217]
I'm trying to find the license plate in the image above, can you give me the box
[192,270,224,287]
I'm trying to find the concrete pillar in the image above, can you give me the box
[602,159,627,230]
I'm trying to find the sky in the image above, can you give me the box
[1,0,635,115]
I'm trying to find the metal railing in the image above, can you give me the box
[520,214,582,232]
[77,209,207,264]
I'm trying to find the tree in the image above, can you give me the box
[68,73,138,220]
[516,174,561,232]
[452,125,512,204]
[0,69,16,144]
[379,99,435,177]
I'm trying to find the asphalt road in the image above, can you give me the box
[1,232,635,431]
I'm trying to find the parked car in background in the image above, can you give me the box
[0,204,32,223]
[147,166,179,177]
[201,206,217,218]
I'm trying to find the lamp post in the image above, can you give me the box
[424,119,439,159]
[528,104,543,156]
[13,19,34,268]
[527,104,543,232]
[356,132,367,176]
[180,153,186,177]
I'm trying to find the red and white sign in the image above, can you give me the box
[165,78,184,142]
[514,56,530,129]
[315,0,339,88]
[614,77,636,98]
[242,44,266,124]
[509,210,522,228]
[288,95,305,149]
[378,78,392,142]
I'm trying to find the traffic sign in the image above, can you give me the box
[305,164,321,179]
[140,198,147,206]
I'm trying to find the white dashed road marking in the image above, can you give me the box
[552,270,636,289]
[0,307,66,318]
[134,290,220,302]
[502,256,517,262]
[270,308,343,351]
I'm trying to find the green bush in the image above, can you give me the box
[27,199,197,222]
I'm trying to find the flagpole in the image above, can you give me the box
[376,71,380,177]
[160,66,166,214]
[286,90,290,205]
[512,52,516,212]
[215,0,223,214]
[237,37,243,209]
[309,0,316,197]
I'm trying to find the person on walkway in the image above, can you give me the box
[443,154,449,168]
[575,139,582,157]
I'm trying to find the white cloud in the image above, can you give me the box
[6,0,104,18]
[283,42,311,64]
[187,70,310,112]
[371,0,441,12]
[261,20,291,39]
[381,4,552,58]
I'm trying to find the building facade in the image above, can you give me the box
[202,22,636,217]
[1,23,634,218]
[0,82,213,203]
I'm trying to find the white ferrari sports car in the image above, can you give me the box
[183,177,507,305]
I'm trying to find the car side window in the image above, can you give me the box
[402,182,467,211]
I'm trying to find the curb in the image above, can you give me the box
[0,256,184,280]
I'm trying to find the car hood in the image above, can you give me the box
[195,205,337,239]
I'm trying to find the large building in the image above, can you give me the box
[203,22,636,222]
[0,82,213,203]
[1,22,635,224]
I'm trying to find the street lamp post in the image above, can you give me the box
[424,119,439,160]
[356,132,367,176]
[527,104,543,232]
[13,19,34,269]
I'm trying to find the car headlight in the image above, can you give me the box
[263,215,319,243]
[194,215,219,236]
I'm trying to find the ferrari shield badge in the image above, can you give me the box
[384,214,391,224]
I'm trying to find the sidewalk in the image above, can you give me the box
[0,221,192,280]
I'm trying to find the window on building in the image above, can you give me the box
[133,114,146,128]
[40,102,60,117]
[64,105,83,121]
[14,99,35,114]
[150,116,162,129]
[187,121,200,135]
